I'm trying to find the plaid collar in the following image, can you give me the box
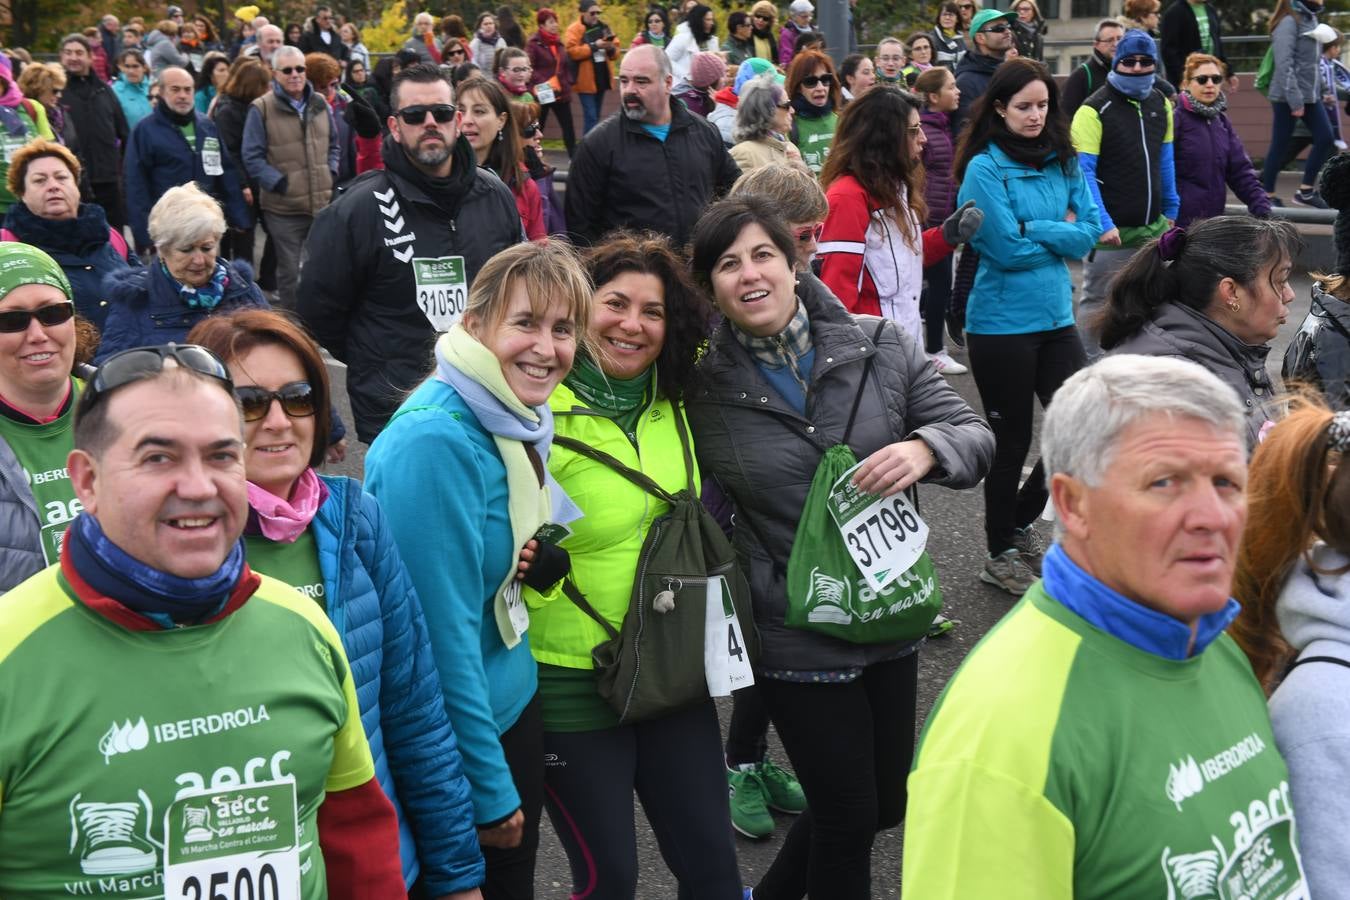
[731,301,813,393]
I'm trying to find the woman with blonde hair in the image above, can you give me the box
[1230,398,1350,898]
[749,0,779,63]
[1012,0,1046,59]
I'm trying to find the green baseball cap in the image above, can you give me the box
[0,243,72,304]
[969,8,1016,44]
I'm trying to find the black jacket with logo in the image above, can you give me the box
[297,135,522,442]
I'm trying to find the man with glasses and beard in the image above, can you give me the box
[953,7,1016,135]
[565,45,739,247]
[242,45,339,309]
[296,63,521,443]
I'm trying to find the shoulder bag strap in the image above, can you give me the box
[671,404,698,496]
[561,578,620,640]
[553,434,680,504]
[841,319,888,447]
[1287,654,1350,673]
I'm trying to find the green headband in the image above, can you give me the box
[0,243,73,303]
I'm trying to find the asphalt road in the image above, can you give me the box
[319,266,1316,899]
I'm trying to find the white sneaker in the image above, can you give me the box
[927,350,968,375]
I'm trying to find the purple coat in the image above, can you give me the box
[779,22,810,68]
[919,107,957,227]
[1172,93,1271,227]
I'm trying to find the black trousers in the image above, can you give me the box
[921,254,954,354]
[482,692,545,900]
[542,700,741,900]
[966,325,1086,555]
[537,99,578,158]
[753,653,919,900]
[90,179,125,230]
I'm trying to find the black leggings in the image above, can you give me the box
[725,684,770,767]
[921,254,953,354]
[753,653,919,900]
[966,325,1086,555]
[482,692,545,900]
[538,99,578,157]
[542,700,742,900]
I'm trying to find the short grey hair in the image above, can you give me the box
[149,182,227,250]
[733,73,786,143]
[1094,18,1124,39]
[272,45,304,68]
[1042,355,1247,529]
[625,43,672,80]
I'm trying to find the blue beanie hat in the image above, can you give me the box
[734,57,783,95]
[1113,28,1157,68]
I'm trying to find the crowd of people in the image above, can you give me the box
[0,0,1348,898]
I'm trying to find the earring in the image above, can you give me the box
[1227,300,1240,312]
[496,129,504,142]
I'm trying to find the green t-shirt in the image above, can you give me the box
[0,386,81,565]
[0,568,375,899]
[904,582,1308,899]
[244,531,326,610]
[1193,2,1214,55]
[537,664,620,732]
[178,121,196,146]
[793,112,837,175]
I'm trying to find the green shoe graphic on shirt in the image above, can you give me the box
[69,790,159,876]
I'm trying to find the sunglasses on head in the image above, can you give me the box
[794,223,824,243]
[236,381,317,422]
[801,73,833,88]
[981,23,1011,34]
[522,121,541,137]
[1191,74,1223,85]
[0,301,75,334]
[278,65,305,75]
[82,344,232,415]
[396,103,457,124]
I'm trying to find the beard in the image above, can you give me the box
[621,94,646,121]
[411,134,452,166]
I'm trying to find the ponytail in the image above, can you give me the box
[1231,398,1350,692]
[1096,234,1175,350]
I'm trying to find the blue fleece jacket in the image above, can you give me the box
[364,377,536,826]
[310,475,485,894]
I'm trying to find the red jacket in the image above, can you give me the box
[819,173,952,319]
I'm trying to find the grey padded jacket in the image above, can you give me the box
[1269,7,1321,108]
[685,274,995,671]
[0,436,44,594]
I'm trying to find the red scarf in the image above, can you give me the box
[498,70,530,96]
[538,28,560,47]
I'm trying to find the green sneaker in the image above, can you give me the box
[757,759,806,814]
[727,767,774,838]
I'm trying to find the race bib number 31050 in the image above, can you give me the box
[413,256,468,332]
[163,778,301,900]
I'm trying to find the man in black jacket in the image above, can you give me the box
[953,8,1015,137]
[60,34,129,230]
[297,64,522,442]
[565,45,739,248]
[1160,0,1230,88]
[1061,19,1123,120]
[298,6,349,65]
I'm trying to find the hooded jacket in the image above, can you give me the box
[1268,3,1321,108]
[296,135,523,442]
[684,274,994,671]
[111,76,153,130]
[96,257,268,362]
[1172,91,1270,226]
[919,107,957,225]
[124,99,251,248]
[1106,300,1274,446]
[565,96,740,247]
[1283,283,1350,409]
[1269,543,1350,900]
[952,49,1002,136]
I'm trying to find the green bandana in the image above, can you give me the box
[565,354,653,445]
[0,243,72,303]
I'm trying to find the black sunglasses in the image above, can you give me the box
[1118,55,1155,69]
[753,12,771,19]
[82,344,232,415]
[801,73,833,88]
[0,301,75,334]
[522,121,541,137]
[1191,74,1223,85]
[278,65,305,75]
[396,103,457,124]
[981,23,1012,34]
[236,381,317,422]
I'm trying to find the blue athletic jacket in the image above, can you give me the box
[312,474,485,894]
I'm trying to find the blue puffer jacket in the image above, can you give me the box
[311,474,485,894]
[96,257,268,362]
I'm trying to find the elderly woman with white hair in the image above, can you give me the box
[729,72,803,173]
[97,181,268,361]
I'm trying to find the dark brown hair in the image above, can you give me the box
[186,309,333,469]
[221,56,271,102]
[456,76,526,192]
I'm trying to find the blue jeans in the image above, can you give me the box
[579,90,606,134]
[1261,100,1334,191]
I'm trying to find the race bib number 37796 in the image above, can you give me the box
[412,256,468,332]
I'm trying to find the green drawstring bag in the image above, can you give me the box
[784,444,942,644]
[781,319,940,644]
